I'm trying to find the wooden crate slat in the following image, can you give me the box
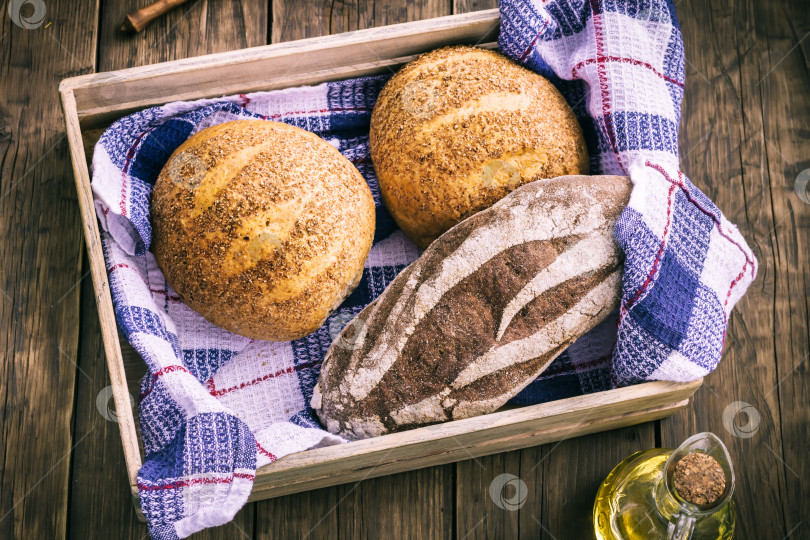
[62,9,500,129]
[58,88,143,489]
[248,380,699,500]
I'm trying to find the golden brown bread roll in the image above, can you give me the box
[151,120,375,341]
[370,46,589,248]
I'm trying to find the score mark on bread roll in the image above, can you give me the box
[480,158,522,190]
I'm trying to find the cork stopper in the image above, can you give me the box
[672,452,726,505]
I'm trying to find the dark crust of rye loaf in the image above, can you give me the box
[355,260,617,433]
[316,175,632,438]
[330,212,473,368]
[498,267,612,344]
[367,238,575,405]
[450,268,614,402]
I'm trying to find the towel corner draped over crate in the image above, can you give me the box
[91,1,756,538]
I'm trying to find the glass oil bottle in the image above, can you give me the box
[594,432,736,539]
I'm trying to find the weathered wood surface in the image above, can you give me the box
[662,1,810,539]
[0,1,97,538]
[0,1,806,539]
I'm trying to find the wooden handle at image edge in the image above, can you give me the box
[121,0,190,33]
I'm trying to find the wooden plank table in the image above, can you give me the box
[0,0,807,538]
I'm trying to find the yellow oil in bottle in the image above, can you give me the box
[595,449,671,540]
[594,434,736,540]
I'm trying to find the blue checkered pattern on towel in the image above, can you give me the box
[90,1,756,537]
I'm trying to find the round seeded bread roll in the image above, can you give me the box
[370,46,589,248]
[151,120,375,341]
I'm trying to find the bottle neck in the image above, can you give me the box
[654,468,686,521]
[654,462,698,540]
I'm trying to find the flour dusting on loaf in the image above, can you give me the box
[312,175,631,439]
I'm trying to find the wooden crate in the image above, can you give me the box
[58,8,701,508]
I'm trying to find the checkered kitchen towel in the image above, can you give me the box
[91,0,755,537]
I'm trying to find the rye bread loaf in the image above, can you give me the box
[312,175,631,440]
[369,46,589,248]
